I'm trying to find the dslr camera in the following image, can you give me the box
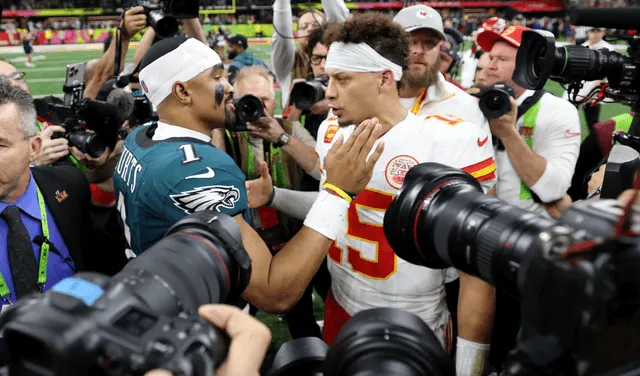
[50,99,124,159]
[477,82,515,119]
[290,76,328,111]
[137,0,199,39]
[0,211,252,376]
[384,163,640,376]
[228,94,265,132]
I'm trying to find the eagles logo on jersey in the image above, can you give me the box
[170,185,241,214]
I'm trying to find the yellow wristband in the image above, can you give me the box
[323,183,353,203]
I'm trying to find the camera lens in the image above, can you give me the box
[67,131,106,159]
[265,338,328,376]
[291,80,326,111]
[384,163,555,294]
[234,94,264,124]
[324,308,453,376]
[148,10,179,39]
[113,211,252,316]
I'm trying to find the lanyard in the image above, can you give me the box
[0,186,50,304]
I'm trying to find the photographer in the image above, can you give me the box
[114,37,384,313]
[272,0,349,113]
[476,26,581,213]
[145,304,271,376]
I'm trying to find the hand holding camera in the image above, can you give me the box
[145,304,271,376]
[122,6,148,40]
[32,125,69,166]
[487,95,518,140]
[246,116,285,144]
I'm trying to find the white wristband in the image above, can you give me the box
[303,190,349,240]
[455,337,490,376]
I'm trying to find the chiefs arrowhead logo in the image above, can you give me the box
[170,185,240,214]
[324,124,340,143]
[385,155,419,189]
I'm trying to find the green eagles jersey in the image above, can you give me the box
[113,124,250,255]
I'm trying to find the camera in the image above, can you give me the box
[290,76,328,111]
[50,99,124,158]
[228,94,264,132]
[384,162,640,375]
[0,211,252,376]
[266,308,454,376]
[131,88,157,126]
[599,133,640,199]
[138,0,199,38]
[478,82,515,119]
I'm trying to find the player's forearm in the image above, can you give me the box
[457,273,495,343]
[281,138,319,175]
[500,129,547,189]
[270,187,318,220]
[262,227,333,312]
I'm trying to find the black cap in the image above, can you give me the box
[226,34,248,49]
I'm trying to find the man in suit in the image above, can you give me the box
[0,80,120,317]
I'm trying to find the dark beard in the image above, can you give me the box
[223,106,236,128]
[403,55,441,89]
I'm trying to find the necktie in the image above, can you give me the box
[1,206,39,299]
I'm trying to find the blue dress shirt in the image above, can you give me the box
[0,172,75,307]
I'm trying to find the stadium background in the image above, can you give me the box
[0,0,634,367]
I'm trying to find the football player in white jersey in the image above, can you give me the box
[248,12,498,375]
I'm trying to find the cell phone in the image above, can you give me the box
[63,62,86,106]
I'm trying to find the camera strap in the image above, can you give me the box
[0,186,51,304]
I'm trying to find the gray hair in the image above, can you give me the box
[0,77,37,138]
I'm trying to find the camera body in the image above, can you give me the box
[478,82,515,119]
[139,1,178,39]
[290,76,328,111]
[131,88,157,127]
[0,211,252,376]
[50,99,122,158]
[0,274,228,376]
[228,94,265,132]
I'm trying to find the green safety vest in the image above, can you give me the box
[518,100,542,201]
[612,113,634,133]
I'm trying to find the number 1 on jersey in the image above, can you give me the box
[179,144,202,164]
[328,189,397,280]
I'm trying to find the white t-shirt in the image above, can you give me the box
[399,73,491,137]
[496,90,581,213]
[315,112,496,347]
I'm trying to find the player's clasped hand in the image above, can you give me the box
[324,118,385,195]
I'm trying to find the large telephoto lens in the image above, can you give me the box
[324,308,454,376]
[383,163,555,293]
[514,29,627,91]
[113,211,252,316]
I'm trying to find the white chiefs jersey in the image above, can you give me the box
[316,112,497,336]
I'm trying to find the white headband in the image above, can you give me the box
[325,42,403,81]
[139,38,222,108]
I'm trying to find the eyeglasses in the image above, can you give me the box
[311,54,327,66]
[1,71,26,81]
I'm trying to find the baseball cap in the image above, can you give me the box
[476,25,530,52]
[393,5,447,41]
[481,17,508,34]
[226,34,248,49]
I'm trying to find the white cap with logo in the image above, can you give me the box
[393,5,446,41]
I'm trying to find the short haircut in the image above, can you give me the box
[0,77,36,138]
[234,66,275,98]
[325,12,410,69]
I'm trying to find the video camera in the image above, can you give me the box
[383,163,640,376]
[513,7,640,135]
[137,0,199,39]
[0,211,251,376]
[290,76,328,111]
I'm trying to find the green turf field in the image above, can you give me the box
[1,43,631,369]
